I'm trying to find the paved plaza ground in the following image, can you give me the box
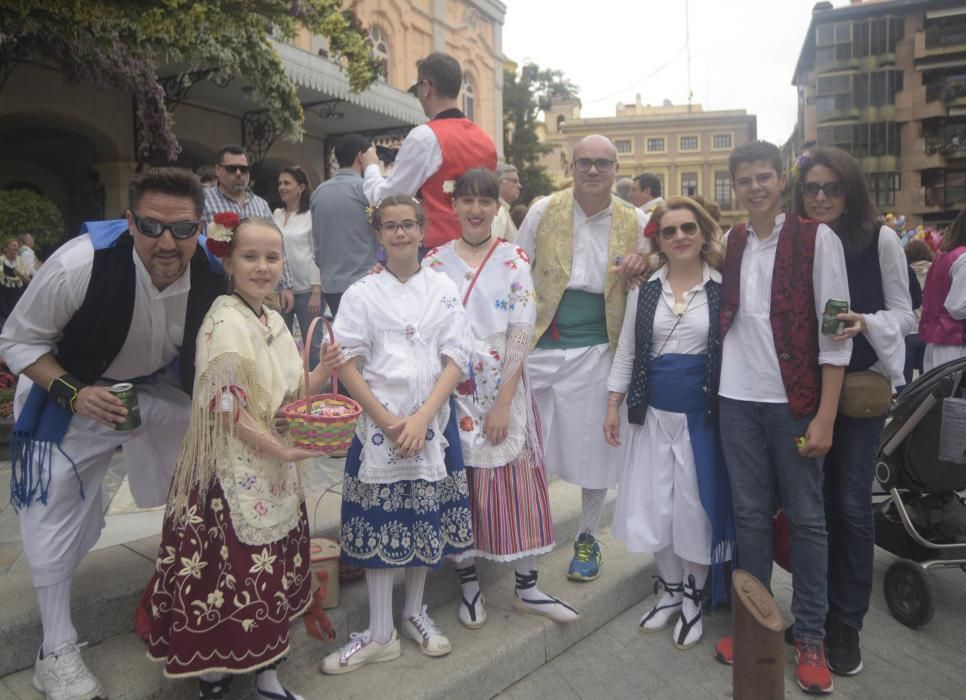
[0,452,964,698]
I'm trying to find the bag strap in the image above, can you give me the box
[461,239,501,307]
[302,316,338,396]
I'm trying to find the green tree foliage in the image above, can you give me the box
[503,62,578,203]
[0,0,381,161]
[0,189,65,248]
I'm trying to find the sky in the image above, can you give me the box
[502,0,848,145]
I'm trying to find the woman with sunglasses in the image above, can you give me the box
[793,146,916,676]
[603,196,734,651]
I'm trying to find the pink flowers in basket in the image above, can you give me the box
[312,404,354,418]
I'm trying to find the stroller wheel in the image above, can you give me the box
[884,559,935,629]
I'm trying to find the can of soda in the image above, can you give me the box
[110,383,142,431]
[822,298,849,336]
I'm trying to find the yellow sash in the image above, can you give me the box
[532,189,639,350]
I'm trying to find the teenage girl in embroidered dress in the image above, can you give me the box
[146,217,343,700]
[322,195,474,675]
[604,197,735,651]
[423,169,579,628]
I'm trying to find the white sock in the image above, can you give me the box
[37,579,77,656]
[365,569,395,644]
[681,560,709,614]
[256,667,303,700]
[455,558,481,601]
[579,488,607,536]
[402,566,428,620]
[514,557,547,599]
[653,546,684,589]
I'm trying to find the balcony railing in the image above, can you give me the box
[925,27,966,53]
[925,78,966,104]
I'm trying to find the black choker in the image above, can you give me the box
[233,292,265,320]
[461,234,492,249]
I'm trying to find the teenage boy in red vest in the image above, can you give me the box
[362,52,497,250]
[712,141,852,696]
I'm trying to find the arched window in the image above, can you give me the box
[462,72,476,122]
[369,25,389,81]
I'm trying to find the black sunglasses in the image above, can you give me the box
[220,164,250,175]
[132,213,200,240]
[800,181,844,199]
[659,222,700,240]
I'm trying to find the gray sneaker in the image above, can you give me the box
[32,642,106,700]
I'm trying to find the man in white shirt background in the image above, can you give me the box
[17,232,40,278]
[629,173,665,216]
[360,52,496,252]
[491,163,522,241]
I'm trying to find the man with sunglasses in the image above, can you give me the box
[360,52,496,251]
[516,134,648,583]
[204,144,294,312]
[0,168,227,700]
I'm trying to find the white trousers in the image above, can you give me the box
[14,372,190,586]
[528,343,625,489]
[612,406,711,564]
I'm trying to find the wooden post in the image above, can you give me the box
[732,569,784,700]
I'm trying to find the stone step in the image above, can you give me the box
[0,480,624,685]
[1,521,653,700]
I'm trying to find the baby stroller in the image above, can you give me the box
[874,355,966,629]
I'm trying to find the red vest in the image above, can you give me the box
[720,215,822,417]
[421,117,497,248]
[920,246,966,346]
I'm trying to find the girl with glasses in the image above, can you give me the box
[603,196,734,651]
[322,194,475,675]
[793,146,916,676]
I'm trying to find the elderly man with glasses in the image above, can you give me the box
[0,168,228,700]
[491,163,523,241]
[515,135,648,582]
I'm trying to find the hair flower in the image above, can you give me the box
[643,220,659,239]
[442,180,455,194]
[205,211,240,257]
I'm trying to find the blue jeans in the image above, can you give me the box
[284,291,314,337]
[719,398,829,643]
[824,413,885,631]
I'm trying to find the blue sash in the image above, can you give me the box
[649,353,735,608]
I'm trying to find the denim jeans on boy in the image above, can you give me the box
[823,412,885,631]
[719,397,829,643]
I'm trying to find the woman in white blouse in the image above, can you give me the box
[273,166,321,335]
[603,197,734,651]
[793,147,916,676]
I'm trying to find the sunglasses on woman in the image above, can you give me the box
[659,222,700,240]
[800,181,845,199]
[132,213,201,239]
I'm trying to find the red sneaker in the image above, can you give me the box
[794,640,834,695]
[713,636,733,665]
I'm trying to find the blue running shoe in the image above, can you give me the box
[567,532,601,581]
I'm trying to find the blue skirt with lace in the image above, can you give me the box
[339,402,474,568]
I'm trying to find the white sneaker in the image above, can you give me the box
[32,642,106,700]
[320,630,401,675]
[458,590,487,629]
[513,590,580,623]
[401,606,452,657]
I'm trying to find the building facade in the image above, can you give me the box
[540,95,757,227]
[788,0,966,227]
[0,0,506,237]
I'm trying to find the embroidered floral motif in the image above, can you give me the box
[427,257,444,269]
[459,416,475,432]
[455,378,475,396]
[372,433,385,446]
[440,296,459,309]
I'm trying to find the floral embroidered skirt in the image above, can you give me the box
[458,449,555,563]
[145,481,311,677]
[340,407,474,568]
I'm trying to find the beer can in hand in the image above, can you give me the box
[821,298,849,336]
[110,383,142,431]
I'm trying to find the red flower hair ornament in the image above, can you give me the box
[643,220,659,239]
[205,212,241,257]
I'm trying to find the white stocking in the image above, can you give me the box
[579,488,607,536]
[402,566,428,620]
[37,578,77,656]
[365,569,394,643]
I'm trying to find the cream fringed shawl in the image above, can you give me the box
[168,295,305,546]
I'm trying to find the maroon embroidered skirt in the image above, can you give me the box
[145,480,311,677]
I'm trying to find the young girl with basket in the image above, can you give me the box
[321,195,474,675]
[423,169,578,628]
[146,214,343,700]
